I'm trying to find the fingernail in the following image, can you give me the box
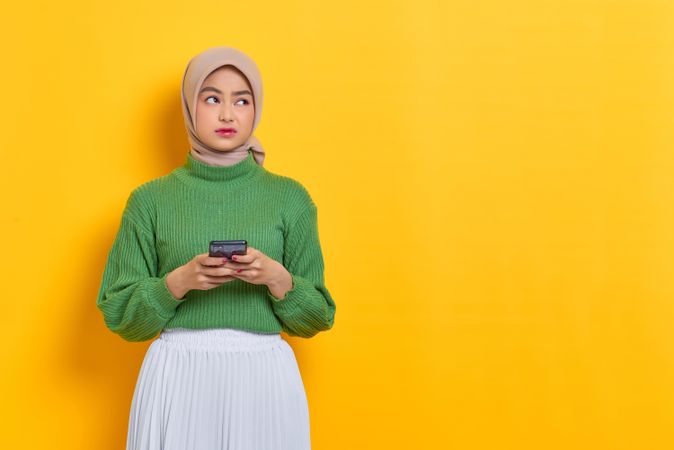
[236,269,242,273]
[232,256,237,261]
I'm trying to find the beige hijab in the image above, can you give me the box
[181,46,265,166]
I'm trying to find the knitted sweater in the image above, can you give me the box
[96,150,336,342]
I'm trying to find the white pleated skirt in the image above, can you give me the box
[126,327,311,450]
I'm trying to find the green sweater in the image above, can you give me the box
[96,150,336,342]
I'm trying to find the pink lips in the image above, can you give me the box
[215,128,236,137]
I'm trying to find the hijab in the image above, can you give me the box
[181,46,265,167]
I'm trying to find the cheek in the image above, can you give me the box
[243,108,255,126]
[195,113,211,138]
[195,106,214,130]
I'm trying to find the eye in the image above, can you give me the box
[236,99,250,105]
[205,96,219,104]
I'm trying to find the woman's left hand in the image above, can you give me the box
[224,246,293,299]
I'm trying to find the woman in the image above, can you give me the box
[96,46,336,450]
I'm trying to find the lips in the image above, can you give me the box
[215,128,237,137]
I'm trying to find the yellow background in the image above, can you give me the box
[2,1,674,448]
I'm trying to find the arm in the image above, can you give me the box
[96,190,183,342]
[266,202,336,338]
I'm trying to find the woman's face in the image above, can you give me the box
[195,65,255,151]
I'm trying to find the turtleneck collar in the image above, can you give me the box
[174,148,264,189]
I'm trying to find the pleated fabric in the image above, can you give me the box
[126,327,311,450]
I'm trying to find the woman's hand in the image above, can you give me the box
[166,253,237,300]
[226,246,293,300]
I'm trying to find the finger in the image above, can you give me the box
[230,249,256,263]
[202,278,235,287]
[199,254,228,267]
[221,260,248,269]
[202,273,235,283]
[230,267,254,277]
[203,266,237,277]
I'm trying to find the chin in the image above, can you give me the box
[206,141,241,152]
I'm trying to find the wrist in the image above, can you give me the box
[166,267,189,300]
[267,264,293,300]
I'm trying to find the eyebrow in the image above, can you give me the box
[199,86,252,96]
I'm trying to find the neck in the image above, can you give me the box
[190,142,250,167]
[179,148,263,186]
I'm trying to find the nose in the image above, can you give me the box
[219,102,234,122]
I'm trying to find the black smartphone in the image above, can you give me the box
[209,240,247,258]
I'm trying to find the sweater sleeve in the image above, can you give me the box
[96,189,183,342]
[266,201,336,338]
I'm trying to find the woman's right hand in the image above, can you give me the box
[165,253,237,300]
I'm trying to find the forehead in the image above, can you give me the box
[202,65,250,86]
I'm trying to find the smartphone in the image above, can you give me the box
[209,240,247,258]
